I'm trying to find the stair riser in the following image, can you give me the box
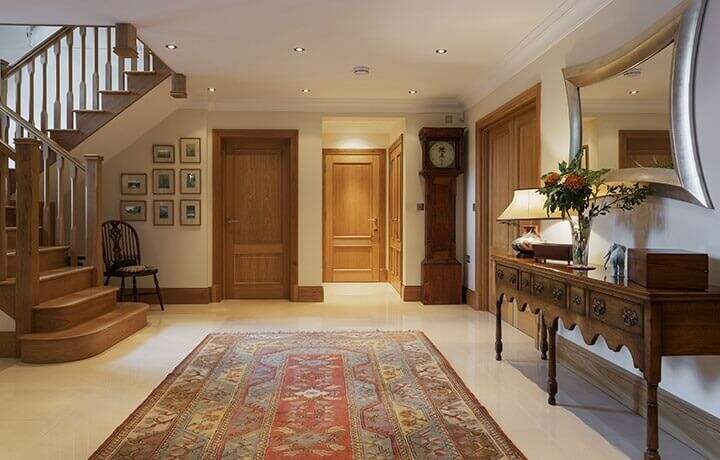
[48,130,85,151]
[0,268,93,317]
[7,228,44,250]
[101,93,137,113]
[6,207,46,227]
[126,73,166,93]
[8,248,67,277]
[32,290,117,333]
[21,307,147,363]
[75,112,115,136]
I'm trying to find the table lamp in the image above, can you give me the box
[497,188,562,258]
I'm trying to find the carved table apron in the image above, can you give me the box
[492,253,720,460]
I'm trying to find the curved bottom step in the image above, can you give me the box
[19,302,148,364]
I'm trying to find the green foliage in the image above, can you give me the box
[538,150,650,219]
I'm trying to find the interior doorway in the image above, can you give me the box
[476,85,541,338]
[388,135,403,294]
[323,149,386,282]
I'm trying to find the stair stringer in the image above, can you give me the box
[71,78,185,161]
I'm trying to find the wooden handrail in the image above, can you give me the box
[3,26,75,78]
[0,102,85,171]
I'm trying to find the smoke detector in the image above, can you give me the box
[353,65,370,76]
[623,68,642,78]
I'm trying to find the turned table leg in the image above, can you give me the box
[540,312,548,360]
[645,379,661,460]
[495,294,503,361]
[547,319,558,405]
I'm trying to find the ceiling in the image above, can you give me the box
[1,0,611,110]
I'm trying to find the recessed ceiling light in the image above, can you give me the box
[409,89,418,95]
[435,48,448,54]
[207,87,216,92]
[629,90,640,95]
[293,47,306,53]
[165,44,178,50]
[301,88,311,93]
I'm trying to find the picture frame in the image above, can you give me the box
[120,173,147,195]
[180,200,201,226]
[153,200,174,226]
[153,144,175,163]
[120,200,147,221]
[180,168,201,194]
[180,137,201,163]
[152,168,175,195]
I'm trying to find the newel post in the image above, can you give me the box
[15,138,41,352]
[85,154,103,286]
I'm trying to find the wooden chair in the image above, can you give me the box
[101,220,164,310]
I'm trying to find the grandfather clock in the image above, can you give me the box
[419,127,465,305]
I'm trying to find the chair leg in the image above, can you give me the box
[132,276,138,302]
[153,273,165,311]
[104,275,111,286]
[119,276,126,302]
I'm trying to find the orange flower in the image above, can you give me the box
[564,174,586,191]
[544,172,561,187]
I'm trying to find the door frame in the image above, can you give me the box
[388,135,403,295]
[475,84,541,310]
[212,129,299,302]
[322,148,386,282]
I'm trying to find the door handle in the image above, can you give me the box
[368,217,378,233]
[226,219,241,224]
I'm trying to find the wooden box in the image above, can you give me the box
[533,243,572,263]
[628,249,708,290]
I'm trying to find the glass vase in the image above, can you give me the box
[567,213,594,269]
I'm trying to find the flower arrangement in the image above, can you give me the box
[537,152,650,268]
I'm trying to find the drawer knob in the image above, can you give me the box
[533,281,544,294]
[623,308,639,327]
[572,294,583,305]
[552,287,563,301]
[497,270,505,280]
[592,298,606,316]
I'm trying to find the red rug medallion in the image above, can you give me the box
[92,331,525,459]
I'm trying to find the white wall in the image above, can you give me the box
[464,0,720,417]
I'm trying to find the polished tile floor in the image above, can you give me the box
[0,283,703,459]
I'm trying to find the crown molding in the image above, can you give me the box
[461,0,614,108]
[182,96,464,114]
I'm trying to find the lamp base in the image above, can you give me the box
[511,226,544,258]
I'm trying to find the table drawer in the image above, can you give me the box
[520,271,533,294]
[495,264,519,291]
[569,286,586,315]
[532,275,567,308]
[589,291,643,334]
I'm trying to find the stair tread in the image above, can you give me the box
[7,245,69,256]
[35,286,117,310]
[125,70,160,75]
[6,226,43,231]
[0,265,93,286]
[100,90,136,95]
[20,302,148,340]
[74,109,109,114]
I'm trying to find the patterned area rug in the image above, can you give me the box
[92,331,525,459]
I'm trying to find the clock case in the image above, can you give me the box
[419,127,466,305]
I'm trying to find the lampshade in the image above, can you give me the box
[497,188,562,221]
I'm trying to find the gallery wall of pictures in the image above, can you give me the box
[119,137,202,226]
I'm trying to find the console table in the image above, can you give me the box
[492,252,720,460]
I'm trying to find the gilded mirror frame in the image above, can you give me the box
[563,0,712,208]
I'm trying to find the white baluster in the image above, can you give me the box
[105,28,112,91]
[92,27,99,110]
[79,27,87,110]
[66,31,74,128]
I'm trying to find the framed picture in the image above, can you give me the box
[153,144,175,163]
[152,169,175,195]
[120,173,147,195]
[180,138,201,163]
[153,200,174,226]
[120,200,147,221]
[180,200,201,226]
[180,168,201,194]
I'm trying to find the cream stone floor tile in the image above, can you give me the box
[0,283,705,459]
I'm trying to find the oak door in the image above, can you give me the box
[388,137,403,293]
[223,138,290,298]
[323,151,384,282]
[619,130,672,168]
[489,107,539,337]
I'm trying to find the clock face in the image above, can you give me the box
[429,141,455,168]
